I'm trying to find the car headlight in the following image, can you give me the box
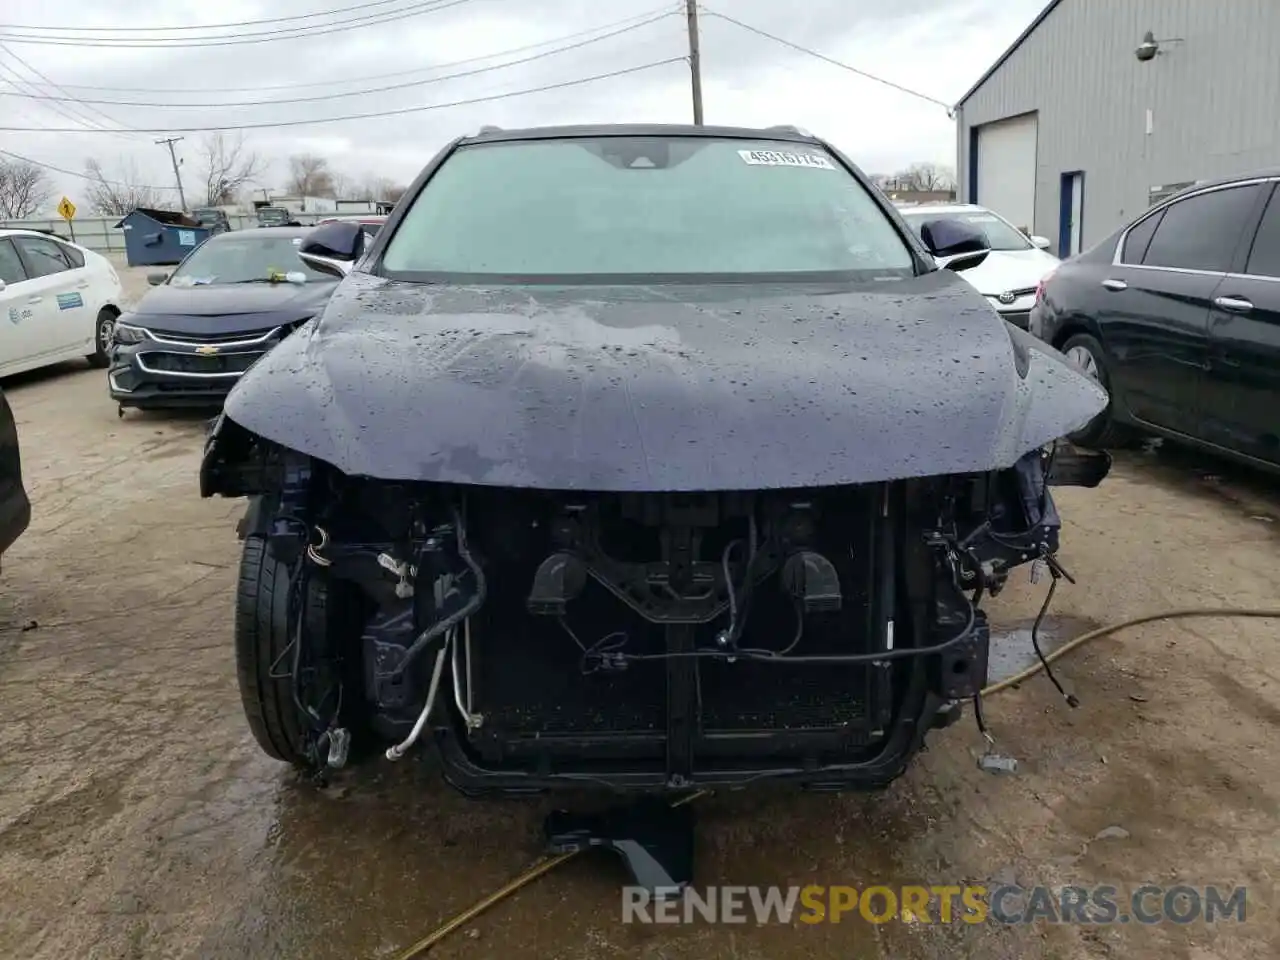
[279,317,314,338]
[113,321,152,345]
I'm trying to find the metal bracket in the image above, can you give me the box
[545,799,695,897]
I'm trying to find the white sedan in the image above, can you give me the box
[0,228,125,377]
[896,203,1060,329]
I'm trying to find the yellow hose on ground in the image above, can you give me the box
[392,607,1280,958]
[979,607,1280,696]
[390,789,711,959]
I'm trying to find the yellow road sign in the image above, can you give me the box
[57,196,76,221]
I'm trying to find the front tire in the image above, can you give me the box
[88,309,115,369]
[235,536,310,764]
[235,537,370,767]
[1061,333,1133,448]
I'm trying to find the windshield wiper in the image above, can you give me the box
[228,277,287,284]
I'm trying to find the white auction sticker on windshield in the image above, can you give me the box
[738,149,835,169]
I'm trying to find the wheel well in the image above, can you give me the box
[99,304,120,318]
[1050,318,1092,351]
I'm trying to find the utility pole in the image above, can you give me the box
[685,0,703,125]
[155,136,188,211]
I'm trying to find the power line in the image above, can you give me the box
[701,8,953,111]
[0,42,142,137]
[0,0,475,48]
[0,11,677,109]
[0,57,688,134]
[0,58,101,132]
[0,5,677,94]
[0,149,172,191]
[0,0,407,32]
[0,54,140,144]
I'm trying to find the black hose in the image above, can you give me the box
[1029,568,1078,707]
[731,594,976,664]
[389,505,487,681]
[596,591,978,667]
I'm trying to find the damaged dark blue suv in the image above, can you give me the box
[200,124,1111,797]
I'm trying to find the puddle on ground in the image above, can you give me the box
[987,614,1098,685]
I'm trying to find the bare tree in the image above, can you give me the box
[287,153,335,198]
[0,158,53,218]
[329,171,357,200]
[359,175,407,203]
[83,157,164,215]
[895,162,956,192]
[197,132,263,206]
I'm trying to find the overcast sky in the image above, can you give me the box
[0,0,1046,211]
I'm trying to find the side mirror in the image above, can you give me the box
[147,272,168,286]
[0,279,6,294]
[942,250,991,272]
[1030,234,1052,250]
[919,218,990,273]
[297,221,365,279]
[920,218,987,257]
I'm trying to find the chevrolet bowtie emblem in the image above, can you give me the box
[195,345,220,355]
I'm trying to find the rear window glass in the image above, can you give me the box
[1141,185,1260,272]
[382,137,915,279]
[60,242,85,268]
[1120,211,1163,264]
[1244,187,1280,278]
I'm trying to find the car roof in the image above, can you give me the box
[0,227,77,240]
[895,203,987,215]
[1156,168,1280,204]
[460,122,822,146]
[212,225,312,238]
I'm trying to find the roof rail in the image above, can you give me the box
[766,124,813,137]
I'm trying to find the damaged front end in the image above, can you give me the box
[203,417,1109,794]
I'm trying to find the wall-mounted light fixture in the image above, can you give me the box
[1135,30,1185,62]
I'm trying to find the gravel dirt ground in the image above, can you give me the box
[1,267,1277,959]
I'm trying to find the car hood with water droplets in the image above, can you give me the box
[221,270,1107,491]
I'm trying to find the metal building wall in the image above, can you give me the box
[956,0,1280,253]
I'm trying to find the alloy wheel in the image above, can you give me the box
[1065,344,1100,381]
[98,315,115,355]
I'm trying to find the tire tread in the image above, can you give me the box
[234,536,309,764]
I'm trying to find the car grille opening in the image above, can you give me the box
[458,486,888,769]
[140,351,263,375]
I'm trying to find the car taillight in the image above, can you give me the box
[1035,269,1056,304]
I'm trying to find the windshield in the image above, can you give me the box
[168,234,330,285]
[901,209,1033,252]
[381,137,915,280]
